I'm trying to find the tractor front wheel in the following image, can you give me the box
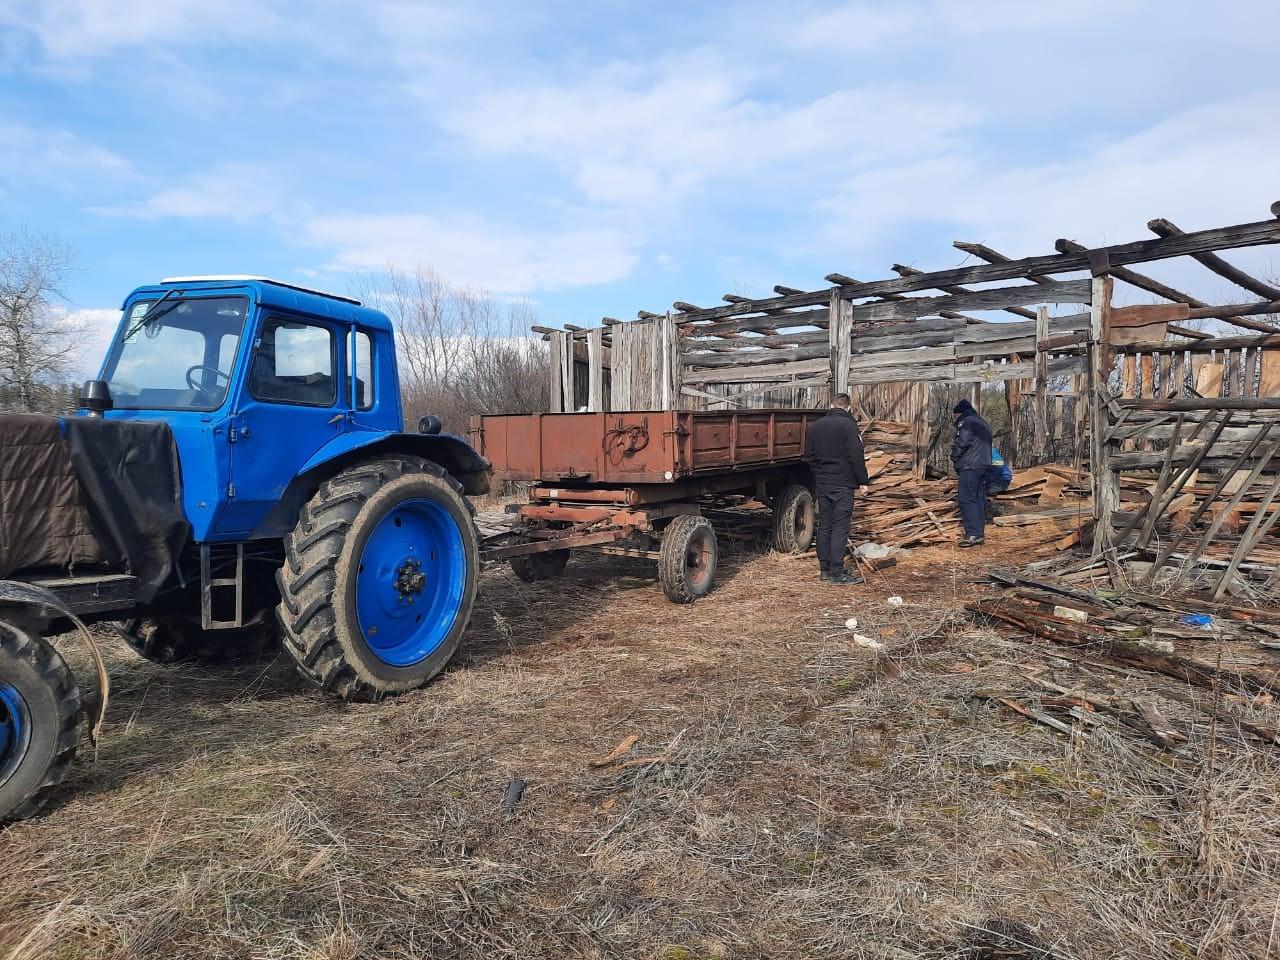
[277,456,478,701]
[0,622,81,823]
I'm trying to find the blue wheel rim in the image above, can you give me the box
[355,497,467,667]
[0,682,29,787]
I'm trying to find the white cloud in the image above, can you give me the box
[0,0,291,60]
[90,164,282,221]
[441,51,981,208]
[303,213,640,293]
[0,116,130,180]
[819,93,1280,255]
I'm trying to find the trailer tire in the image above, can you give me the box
[659,514,718,603]
[0,623,81,824]
[772,484,816,554]
[120,616,277,665]
[510,550,569,582]
[277,455,478,702]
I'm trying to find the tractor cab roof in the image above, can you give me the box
[122,275,393,331]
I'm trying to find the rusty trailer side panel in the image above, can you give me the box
[471,410,821,485]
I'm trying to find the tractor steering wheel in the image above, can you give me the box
[185,365,230,392]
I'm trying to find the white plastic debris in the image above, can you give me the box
[854,542,897,560]
[845,617,859,631]
[887,596,904,607]
[853,633,885,651]
[1054,605,1088,623]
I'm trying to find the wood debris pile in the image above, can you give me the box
[970,569,1280,747]
[854,419,1094,552]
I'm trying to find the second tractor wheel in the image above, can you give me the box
[659,514,718,603]
[277,455,479,701]
[772,484,816,554]
[0,623,81,824]
[510,549,569,582]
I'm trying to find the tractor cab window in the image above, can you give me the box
[103,296,248,411]
[353,330,373,410]
[248,317,337,407]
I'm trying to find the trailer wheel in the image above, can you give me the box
[772,484,816,554]
[510,550,569,582]
[659,515,718,603]
[277,456,478,701]
[120,616,277,665]
[0,623,81,823]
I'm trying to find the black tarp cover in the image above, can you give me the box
[61,417,189,602]
[0,414,188,602]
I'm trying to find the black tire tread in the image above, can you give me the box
[276,455,474,701]
[772,484,816,554]
[0,626,81,823]
[658,514,718,604]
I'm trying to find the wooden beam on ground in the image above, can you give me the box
[1149,217,1280,301]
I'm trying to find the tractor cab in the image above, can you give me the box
[96,276,403,541]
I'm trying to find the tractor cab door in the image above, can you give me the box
[215,312,352,536]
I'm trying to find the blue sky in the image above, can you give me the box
[1,0,1278,370]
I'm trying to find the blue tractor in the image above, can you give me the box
[0,276,490,822]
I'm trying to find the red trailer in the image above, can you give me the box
[470,410,821,601]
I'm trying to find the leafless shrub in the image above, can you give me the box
[350,267,548,432]
[0,226,83,412]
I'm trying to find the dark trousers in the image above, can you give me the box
[957,469,986,540]
[816,487,854,572]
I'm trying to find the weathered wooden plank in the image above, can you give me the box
[829,290,852,396]
[847,345,957,370]
[954,360,1036,383]
[682,358,828,384]
[684,309,829,338]
[683,329,828,351]
[588,328,604,412]
[850,329,961,354]
[954,336,1038,359]
[852,279,1091,324]
[549,331,565,412]
[1114,332,1280,355]
[847,363,958,385]
[1261,349,1280,398]
[1149,217,1280,301]
[1109,302,1191,329]
[1035,307,1049,453]
[682,344,829,368]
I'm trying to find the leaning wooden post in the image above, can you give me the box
[1089,275,1118,555]
[561,333,575,411]
[587,328,604,412]
[1034,305,1050,459]
[827,290,852,399]
[660,310,680,410]
[548,331,566,412]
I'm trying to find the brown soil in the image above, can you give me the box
[2,525,1278,959]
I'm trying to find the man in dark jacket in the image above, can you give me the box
[951,398,993,547]
[804,393,870,583]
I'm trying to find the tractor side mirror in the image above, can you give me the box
[418,414,443,435]
[80,380,113,417]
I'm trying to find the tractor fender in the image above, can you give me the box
[251,430,492,539]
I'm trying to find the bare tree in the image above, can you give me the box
[350,266,549,431]
[0,228,81,412]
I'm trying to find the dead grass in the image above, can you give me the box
[2,527,1279,959]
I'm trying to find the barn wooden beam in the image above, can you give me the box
[670,216,1280,323]
[774,285,804,296]
[958,239,1210,341]
[1148,217,1280,301]
[673,301,702,312]
[891,262,1037,319]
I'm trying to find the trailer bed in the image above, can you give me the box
[471,409,821,486]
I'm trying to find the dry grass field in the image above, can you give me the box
[2,529,1279,959]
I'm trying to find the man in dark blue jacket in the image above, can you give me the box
[804,393,870,583]
[951,398,993,547]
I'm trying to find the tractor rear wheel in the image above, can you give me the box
[658,514,718,603]
[510,549,569,582]
[0,622,81,823]
[120,615,277,665]
[772,484,816,554]
[277,456,478,701]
